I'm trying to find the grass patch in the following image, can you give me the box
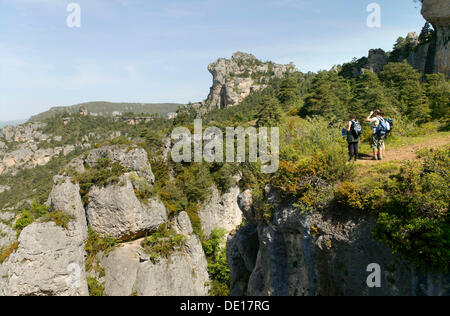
[0,242,18,264]
[41,210,75,230]
[87,276,104,296]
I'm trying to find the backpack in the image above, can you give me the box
[385,118,393,134]
[376,117,387,136]
[351,120,362,137]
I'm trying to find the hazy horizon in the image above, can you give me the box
[0,0,426,121]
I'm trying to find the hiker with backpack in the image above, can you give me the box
[365,110,387,160]
[346,114,362,162]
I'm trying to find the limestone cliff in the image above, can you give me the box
[205,52,297,109]
[0,145,244,296]
[227,188,450,296]
[421,0,450,76]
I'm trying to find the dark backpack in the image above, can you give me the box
[376,117,387,136]
[351,120,362,137]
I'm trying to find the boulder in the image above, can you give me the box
[86,174,167,240]
[0,221,89,296]
[0,176,89,296]
[99,212,210,296]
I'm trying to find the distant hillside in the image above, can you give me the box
[28,101,183,122]
[0,119,27,128]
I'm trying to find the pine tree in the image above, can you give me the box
[379,62,430,121]
[418,22,434,44]
[424,74,450,119]
[301,71,351,121]
[277,76,300,110]
[351,71,392,119]
[256,96,282,127]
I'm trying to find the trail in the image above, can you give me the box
[356,134,450,165]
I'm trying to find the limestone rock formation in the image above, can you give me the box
[407,42,432,74]
[86,174,167,240]
[198,184,242,236]
[98,212,210,296]
[85,146,155,183]
[205,52,297,109]
[421,0,450,76]
[0,176,89,296]
[365,49,388,73]
[228,189,450,296]
[0,222,16,249]
[2,123,48,143]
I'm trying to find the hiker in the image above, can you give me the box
[378,110,386,158]
[346,114,361,162]
[365,110,387,160]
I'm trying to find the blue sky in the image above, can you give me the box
[0,0,426,120]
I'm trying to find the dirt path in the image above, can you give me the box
[356,135,450,165]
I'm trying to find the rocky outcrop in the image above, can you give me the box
[407,42,432,74]
[0,223,16,249]
[198,184,242,236]
[85,146,155,183]
[98,212,210,296]
[205,52,296,109]
[0,144,77,175]
[228,188,450,296]
[421,0,450,76]
[2,123,48,143]
[365,49,388,73]
[86,174,167,240]
[0,176,89,296]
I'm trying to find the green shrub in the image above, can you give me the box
[141,224,186,263]
[75,158,125,206]
[87,277,104,296]
[337,147,449,271]
[41,210,75,230]
[14,211,35,234]
[85,227,121,272]
[13,202,52,234]
[202,229,230,296]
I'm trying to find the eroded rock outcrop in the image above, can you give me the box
[98,212,210,296]
[86,174,167,240]
[365,49,388,73]
[198,184,242,236]
[421,0,450,76]
[206,52,296,109]
[0,177,89,296]
[228,188,450,296]
[85,146,155,183]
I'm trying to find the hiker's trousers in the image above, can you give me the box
[348,142,359,161]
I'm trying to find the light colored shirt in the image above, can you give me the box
[370,117,379,134]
